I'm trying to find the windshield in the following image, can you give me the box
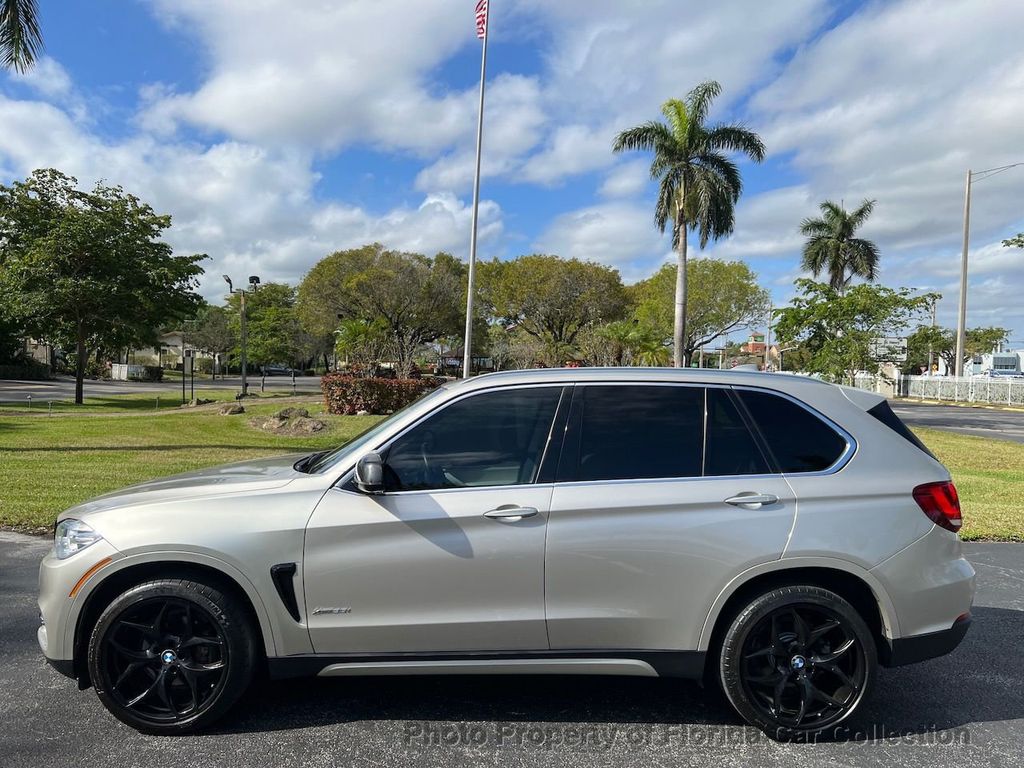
[306,385,449,474]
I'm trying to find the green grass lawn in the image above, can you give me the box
[913,427,1024,541]
[0,398,380,531]
[1,403,1021,540]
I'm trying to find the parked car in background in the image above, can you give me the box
[39,368,973,738]
[261,364,296,376]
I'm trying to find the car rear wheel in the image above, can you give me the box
[718,585,876,740]
[87,578,256,734]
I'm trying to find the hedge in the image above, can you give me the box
[322,374,443,415]
[0,361,52,380]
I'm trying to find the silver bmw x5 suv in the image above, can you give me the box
[38,368,974,738]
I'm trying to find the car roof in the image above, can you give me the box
[445,367,848,397]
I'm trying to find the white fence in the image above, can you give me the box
[849,374,1024,406]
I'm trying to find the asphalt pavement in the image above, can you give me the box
[1,531,1022,768]
[0,375,322,403]
[892,401,1024,444]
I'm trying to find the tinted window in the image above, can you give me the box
[384,387,561,491]
[736,389,847,473]
[705,388,771,476]
[572,385,704,481]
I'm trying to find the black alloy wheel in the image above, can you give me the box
[719,585,877,739]
[88,579,256,734]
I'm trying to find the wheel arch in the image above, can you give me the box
[698,558,899,663]
[70,554,277,688]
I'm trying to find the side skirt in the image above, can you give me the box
[268,650,706,680]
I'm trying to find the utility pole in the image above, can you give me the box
[953,162,1024,377]
[764,305,773,372]
[928,297,937,376]
[954,170,971,377]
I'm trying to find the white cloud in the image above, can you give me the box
[534,201,669,280]
[143,0,490,155]
[9,57,73,97]
[0,92,504,302]
[598,159,650,199]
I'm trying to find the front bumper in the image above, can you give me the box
[37,539,122,667]
[882,612,972,667]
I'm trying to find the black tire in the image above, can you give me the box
[87,578,257,734]
[718,585,876,740]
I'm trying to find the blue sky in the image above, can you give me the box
[2,0,1023,342]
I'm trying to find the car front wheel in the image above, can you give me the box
[87,578,256,734]
[718,585,876,740]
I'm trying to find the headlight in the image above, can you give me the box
[54,519,103,559]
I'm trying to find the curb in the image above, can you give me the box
[895,398,1024,413]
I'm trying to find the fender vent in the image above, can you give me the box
[270,563,301,622]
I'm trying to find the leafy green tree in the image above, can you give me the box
[629,259,770,365]
[0,169,205,402]
[335,317,391,374]
[1003,233,1024,249]
[478,254,626,362]
[774,279,935,382]
[1,0,42,72]
[298,244,464,377]
[188,304,235,376]
[226,282,302,369]
[613,80,765,367]
[907,324,1008,374]
[799,199,880,293]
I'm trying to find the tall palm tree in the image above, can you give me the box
[1,0,42,73]
[799,199,880,293]
[613,80,765,367]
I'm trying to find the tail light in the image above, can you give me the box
[913,481,962,533]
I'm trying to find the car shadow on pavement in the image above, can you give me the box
[212,606,1023,743]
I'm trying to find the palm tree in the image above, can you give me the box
[613,80,765,367]
[799,199,880,293]
[1,0,42,73]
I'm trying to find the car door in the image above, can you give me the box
[304,385,568,654]
[545,384,796,652]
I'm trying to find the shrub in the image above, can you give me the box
[322,374,443,415]
[0,360,52,380]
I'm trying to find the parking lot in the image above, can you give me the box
[2,532,1021,768]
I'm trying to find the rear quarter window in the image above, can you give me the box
[736,389,849,473]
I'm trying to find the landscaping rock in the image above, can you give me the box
[220,403,245,415]
[275,407,310,419]
[185,398,215,407]
[290,416,327,433]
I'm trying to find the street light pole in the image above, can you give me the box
[239,289,248,397]
[224,274,259,398]
[953,162,1024,377]
[954,170,972,377]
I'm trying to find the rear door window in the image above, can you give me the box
[564,385,704,482]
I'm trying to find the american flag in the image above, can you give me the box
[475,0,488,39]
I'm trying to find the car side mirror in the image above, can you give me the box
[354,451,385,494]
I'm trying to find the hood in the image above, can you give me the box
[63,453,308,519]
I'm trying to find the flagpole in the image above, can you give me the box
[462,1,489,379]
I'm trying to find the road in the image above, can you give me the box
[892,401,1024,444]
[0,375,323,403]
[2,531,1022,768]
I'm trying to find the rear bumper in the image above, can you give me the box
[882,613,971,667]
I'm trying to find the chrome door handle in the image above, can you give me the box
[483,506,539,521]
[724,493,779,508]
